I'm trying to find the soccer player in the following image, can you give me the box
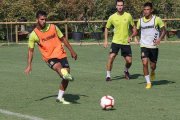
[24,10,77,104]
[104,0,137,81]
[135,2,166,89]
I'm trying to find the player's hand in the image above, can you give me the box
[24,65,32,75]
[103,41,108,48]
[128,37,132,43]
[71,51,77,60]
[154,39,161,45]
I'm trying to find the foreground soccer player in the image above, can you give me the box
[24,10,77,104]
[104,0,137,81]
[135,2,166,89]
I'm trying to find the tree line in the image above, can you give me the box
[0,0,179,22]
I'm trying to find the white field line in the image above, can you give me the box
[0,108,44,120]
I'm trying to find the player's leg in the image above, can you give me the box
[53,63,71,104]
[53,63,70,90]
[59,58,73,81]
[106,43,119,81]
[106,53,117,80]
[150,61,156,81]
[123,56,132,80]
[47,58,71,104]
[149,48,158,81]
[47,58,72,81]
[141,47,151,89]
[121,45,132,80]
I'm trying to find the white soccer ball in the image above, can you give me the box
[100,95,115,110]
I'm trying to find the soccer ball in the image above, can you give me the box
[100,95,115,110]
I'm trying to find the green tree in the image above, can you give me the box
[0,0,34,21]
[0,0,179,22]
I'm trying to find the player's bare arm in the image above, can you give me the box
[104,27,109,48]
[155,26,166,45]
[128,25,137,43]
[60,37,77,60]
[24,48,34,75]
[134,29,140,44]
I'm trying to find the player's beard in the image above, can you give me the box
[117,8,124,13]
[38,22,46,29]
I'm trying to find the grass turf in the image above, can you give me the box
[0,43,180,120]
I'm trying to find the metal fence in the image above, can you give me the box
[0,18,180,43]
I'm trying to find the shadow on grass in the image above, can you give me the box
[112,73,143,80]
[35,94,88,104]
[102,108,117,111]
[152,80,175,85]
[130,74,143,79]
[111,75,124,80]
[139,80,175,86]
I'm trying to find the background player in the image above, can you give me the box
[135,2,166,89]
[104,0,137,81]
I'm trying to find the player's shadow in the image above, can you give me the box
[35,94,88,104]
[138,80,175,85]
[152,80,175,85]
[130,74,143,79]
[64,94,88,104]
[112,73,143,80]
[111,75,124,80]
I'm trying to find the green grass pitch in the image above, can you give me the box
[0,43,180,120]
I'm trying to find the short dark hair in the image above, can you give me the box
[116,0,124,5]
[144,2,153,9]
[36,10,47,18]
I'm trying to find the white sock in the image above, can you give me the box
[106,71,111,78]
[145,75,151,84]
[57,90,64,100]
[124,67,128,72]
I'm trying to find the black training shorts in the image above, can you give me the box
[47,57,70,69]
[141,47,159,63]
[110,43,132,57]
